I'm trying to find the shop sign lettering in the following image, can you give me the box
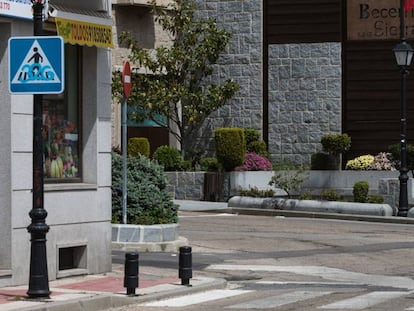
[0,0,32,20]
[348,0,414,40]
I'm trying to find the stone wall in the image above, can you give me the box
[188,0,263,154]
[268,43,342,166]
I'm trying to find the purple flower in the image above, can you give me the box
[235,152,272,171]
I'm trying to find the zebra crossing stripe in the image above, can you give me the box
[319,291,408,309]
[227,290,333,309]
[142,289,252,307]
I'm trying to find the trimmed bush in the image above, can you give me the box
[111,153,178,225]
[239,186,274,198]
[353,181,369,203]
[153,145,183,171]
[128,137,150,158]
[248,140,269,158]
[243,128,260,146]
[200,157,222,172]
[215,127,246,171]
[320,189,342,201]
[311,152,339,170]
[389,143,414,172]
[321,133,351,155]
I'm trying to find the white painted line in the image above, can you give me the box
[179,213,236,218]
[227,290,332,309]
[206,265,414,290]
[142,289,252,307]
[257,281,360,286]
[319,291,408,309]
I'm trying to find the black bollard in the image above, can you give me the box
[124,252,139,296]
[179,246,192,286]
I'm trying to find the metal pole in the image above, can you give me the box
[122,97,128,224]
[27,0,50,298]
[399,0,409,217]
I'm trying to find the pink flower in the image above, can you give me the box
[235,152,272,171]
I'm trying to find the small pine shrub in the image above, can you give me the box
[235,152,272,171]
[311,152,339,170]
[243,128,260,146]
[248,140,269,158]
[321,133,351,155]
[153,145,183,171]
[367,194,384,204]
[215,128,246,171]
[320,189,342,201]
[239,186,274,198]
[128,137,150,158]
[269,169,308,198]
[200,157,222,172]
[111,153,178,225]
[353,181,369,203]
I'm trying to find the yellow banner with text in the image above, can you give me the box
[55,17,114,48]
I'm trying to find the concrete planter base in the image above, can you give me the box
[112,223,188,252]
[228,196,395,217]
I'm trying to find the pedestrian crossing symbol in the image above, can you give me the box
[8,36,64,94]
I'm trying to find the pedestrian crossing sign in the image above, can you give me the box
[8,36,64,94]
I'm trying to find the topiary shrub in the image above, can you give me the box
[215,127,246,171]
[235,152,272,171]
[200,157,222,172]
[320,189,342,201]
[243,128,260,146]
[353,181,369,203]
[321,133,351,155]
[152,145,184,171]
[389,143,414,174]
[128,137,150,158]
[311,152,339,170]
[111,153,178,225]
[248,140,269,158]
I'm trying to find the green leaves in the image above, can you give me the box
[112,0,240,150]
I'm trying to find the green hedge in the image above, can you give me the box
[128,137,150,158]
[215,127,246,171]
[111,153,178,225]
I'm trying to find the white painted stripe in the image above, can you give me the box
[257,281,360,286]
[142,289,252,307]
[319,291,407,309]
[207,265,414,290]
[227,291,332,309]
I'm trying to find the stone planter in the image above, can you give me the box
[228,196,395,217]
[112,223,187,252]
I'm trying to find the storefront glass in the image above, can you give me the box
[43,44,81,181]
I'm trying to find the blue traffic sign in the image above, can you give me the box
[8,36,64,94]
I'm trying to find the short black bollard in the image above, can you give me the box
[124,252,139,296]
[179,246,192,286]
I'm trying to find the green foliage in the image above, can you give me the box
[367,194,384,204]
[269,170,309,198]
[353,181,369,203]
[215,128,246,171]
[311,152,339,170]
[389,143,414,174]
[200,157,222,172]
[248,140,269,158]
[128,137,150,158]
[239,186,274,198]
[152,145,184,171]
[321,133,351,155]
[113,0,240,151]
[320,189,342,201]
[299,191,313,200]
[243,128,260,146]
[111,153,178,225]
[272,159,301,170]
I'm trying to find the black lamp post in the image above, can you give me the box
[394,0,414,217]
[27,0,50,298]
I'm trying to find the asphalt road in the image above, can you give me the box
[111,211,414,310]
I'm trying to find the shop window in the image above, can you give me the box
[43,44,81,181]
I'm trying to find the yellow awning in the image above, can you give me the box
[48,4,114,49]
[55,17,114,49]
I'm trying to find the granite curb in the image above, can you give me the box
[3,277,227,311]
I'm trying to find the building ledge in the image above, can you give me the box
[112,0,173,7]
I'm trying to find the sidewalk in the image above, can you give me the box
[0,262,225,311]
